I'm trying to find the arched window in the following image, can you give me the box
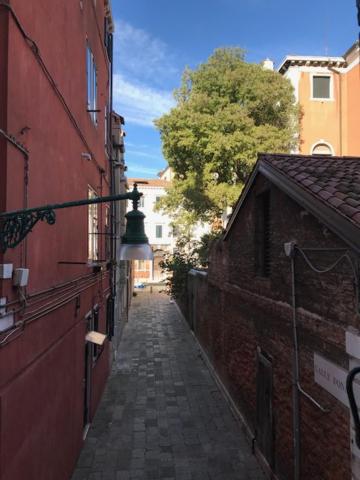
[311,142,334,156]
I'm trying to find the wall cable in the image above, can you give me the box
[289,244,359,480]
[296,247,359,307]
[0,2,105,175]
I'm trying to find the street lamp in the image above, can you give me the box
[119,187,153,260]
[0,184,152,260]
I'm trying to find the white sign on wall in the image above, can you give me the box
[314,353,360,407]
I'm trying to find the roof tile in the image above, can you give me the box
[302,179,314,187]
[346,198,360,208]
[338,203,359,217]
[309,185,322,193]
[127,178,171,188]
[318,190,333,200]
[328,197,344,208]
[352,213,360,223]
[261,154,360,229]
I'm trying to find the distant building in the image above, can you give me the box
[127,177,175,283]
[279,41,360,156]
[158,164,174,182]
[128,165,212,283]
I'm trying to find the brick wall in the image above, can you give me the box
[191,173,357,479]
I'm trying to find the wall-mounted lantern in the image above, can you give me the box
[0,184,152,260]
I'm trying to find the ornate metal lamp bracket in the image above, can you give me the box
[0,184,141,253]
[0,209,56,253]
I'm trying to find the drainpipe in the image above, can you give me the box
[108,32,115,308]
[328,67,343,156]
[283,240,301,480]
[290,252,301,480]
[284,241,329,480]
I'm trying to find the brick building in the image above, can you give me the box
[189,154,360,479]
[0,2,129,479]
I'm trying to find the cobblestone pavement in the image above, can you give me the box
[72,291,266,480]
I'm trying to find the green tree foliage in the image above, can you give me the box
[195,231,222,267]
[160,232,222,299]
[156,48,299,222]
[160,238,199,301]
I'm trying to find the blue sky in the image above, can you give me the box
[111,0,358,178]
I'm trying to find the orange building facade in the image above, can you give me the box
[279,41,360,156]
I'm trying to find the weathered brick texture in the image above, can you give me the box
[190,173,358,479]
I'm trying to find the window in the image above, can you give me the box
[136,260,147,271]
[86,306,102,362]
[105,205,111,260]
[93,307,99,359]
[312,76,331,99]
[86,45,97,124]
[104,104,108,148]
[88,187,99,261]
[255,191,271,277]
[311,142,333,156]
[156,225,163,239]
[153,196,161,212]
[106,296,114,339]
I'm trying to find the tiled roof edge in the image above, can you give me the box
[224,154,360,254]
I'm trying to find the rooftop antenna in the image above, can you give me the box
[324,10,330,56]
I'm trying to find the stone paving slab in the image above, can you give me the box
[71,291,267,480]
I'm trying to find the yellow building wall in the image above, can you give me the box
[345,64,360,156]
[298,71,341,155]
[297,63,359,156]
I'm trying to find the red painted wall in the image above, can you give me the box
[0,1,113,479]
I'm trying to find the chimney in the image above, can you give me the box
[262,58,274,71]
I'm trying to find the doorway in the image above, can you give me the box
[83,311,93,435]
[256,348,274,467]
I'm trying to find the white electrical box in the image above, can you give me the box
[0,298,6,315]
[0,264,13,279]
[13,268,29,287]
[0,312,14,332]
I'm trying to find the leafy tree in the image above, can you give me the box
[160,238,199,300]
[156,47,299,222]
[160,231,222,300]
[195,231,222,267]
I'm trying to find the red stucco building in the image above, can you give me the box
[0,2,120,479]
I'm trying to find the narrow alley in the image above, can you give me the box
[71,291,266,480]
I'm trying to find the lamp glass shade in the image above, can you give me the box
[119,243,153,261]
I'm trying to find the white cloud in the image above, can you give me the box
[126,149,162,160]
[114,20,178,83]
[113,74,175,127]
[112,20,180,128]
